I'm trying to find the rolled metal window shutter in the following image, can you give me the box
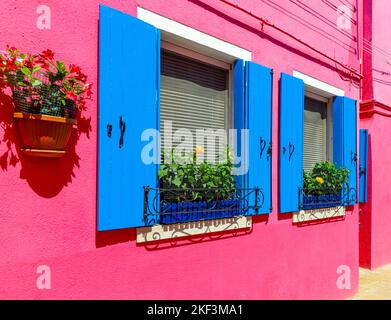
[303,97,327,172]
[160,50,228,162]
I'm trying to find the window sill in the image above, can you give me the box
[293,206,345,224]
[136,216,252,243]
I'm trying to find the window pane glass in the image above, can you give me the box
[303,96,327,172]
[160,50,228,163]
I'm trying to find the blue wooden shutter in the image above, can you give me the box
[98,5,160,231]
[359,129,369,203]
[246,62,272,214]
[233,59,246,190]
[333,96,357,205]
[279,73,304,213]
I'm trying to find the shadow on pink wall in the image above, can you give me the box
[0,88,92,198]
[95,214,270,249]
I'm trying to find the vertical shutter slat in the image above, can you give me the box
[98,5,160,231]
[233,59,246,189]
[359,129,369,203]
[333,96,358,205]
[246,61,272,214]
[279,73,304,213]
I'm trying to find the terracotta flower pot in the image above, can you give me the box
[13,112,77,158]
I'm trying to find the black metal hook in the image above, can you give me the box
[289,142,295,161]
[267,142,272,159]
[119,116,126,149]
[351,151,358,164]
[260,137,267,159]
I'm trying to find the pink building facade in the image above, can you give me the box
[0,0,384,300]
[359,0,391,270]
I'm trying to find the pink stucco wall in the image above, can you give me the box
[359,0,391,270]
[0,0,360,299]
[360,114,391,270]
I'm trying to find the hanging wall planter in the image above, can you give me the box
[13,112,76,157]
[0,47,91,158]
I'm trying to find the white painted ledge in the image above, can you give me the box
[137,216,252,243]
[293,206,345,224]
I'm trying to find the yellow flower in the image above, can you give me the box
[195,145,204,155]
[316,177,325,184]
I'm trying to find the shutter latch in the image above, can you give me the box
[119,116,126,149]
[260,137,267,158]
[267,142,272,158]
[289,142,295,161]
[351,151,358,164]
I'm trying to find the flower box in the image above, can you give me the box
[160,199,241,224]
[302,193,342,210]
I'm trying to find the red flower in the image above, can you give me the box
[34,56,50,70]
[65,91,77,101]
[5,58,17,70]
[40,63,50,70]
[85,83,93,97]
[41,49,54,60]
[24,59,33,69]
[69,64,81,74]
[74,72,87,82]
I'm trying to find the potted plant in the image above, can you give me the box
[0,46,91,157]
[157,146,240,224]
[302,161,349,210]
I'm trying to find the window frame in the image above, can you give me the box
[138,6,253,167]
[160,41,233,162]
[293,71,344,168]
[304,90,333,170]
[135,8,273,236]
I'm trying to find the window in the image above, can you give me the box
[160,47,230,163]
[303,94,332,172]
[98,5,273,233]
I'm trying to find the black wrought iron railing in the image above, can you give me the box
[143,187,264,226]
[299,185,357,210]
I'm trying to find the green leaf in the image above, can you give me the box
[21,66,31,78]
[32,66,41,74]
[172,177,181,187]
[31,78,42,87]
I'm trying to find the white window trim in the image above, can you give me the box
[293,71,345,97]
[137,7,252,62]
